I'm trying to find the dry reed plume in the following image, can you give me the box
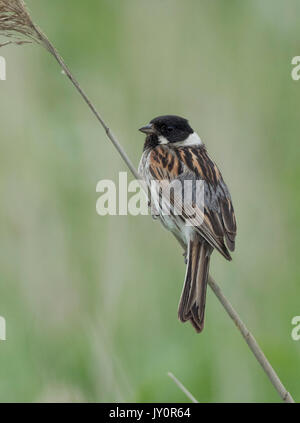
[0,0,41,46]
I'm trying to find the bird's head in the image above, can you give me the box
[139,115,201,146]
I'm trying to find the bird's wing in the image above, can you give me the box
[147,145,237,260]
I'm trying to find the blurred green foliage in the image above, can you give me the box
[0,0,299,402]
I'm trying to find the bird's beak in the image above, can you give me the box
[139,123,155,135]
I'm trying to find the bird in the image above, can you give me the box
[138,115,236,333]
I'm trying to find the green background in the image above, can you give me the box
[0,0,299,402]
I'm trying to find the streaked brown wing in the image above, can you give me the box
[147,145,237,260]
[147,146,182,181]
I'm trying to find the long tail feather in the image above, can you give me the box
[178,238,213,333]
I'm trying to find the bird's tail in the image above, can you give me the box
[178,238,213,333]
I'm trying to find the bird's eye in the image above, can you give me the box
[167,126,173,133]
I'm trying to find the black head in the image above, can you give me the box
[139,115,194,144]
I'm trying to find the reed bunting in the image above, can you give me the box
[138,115,236,333]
